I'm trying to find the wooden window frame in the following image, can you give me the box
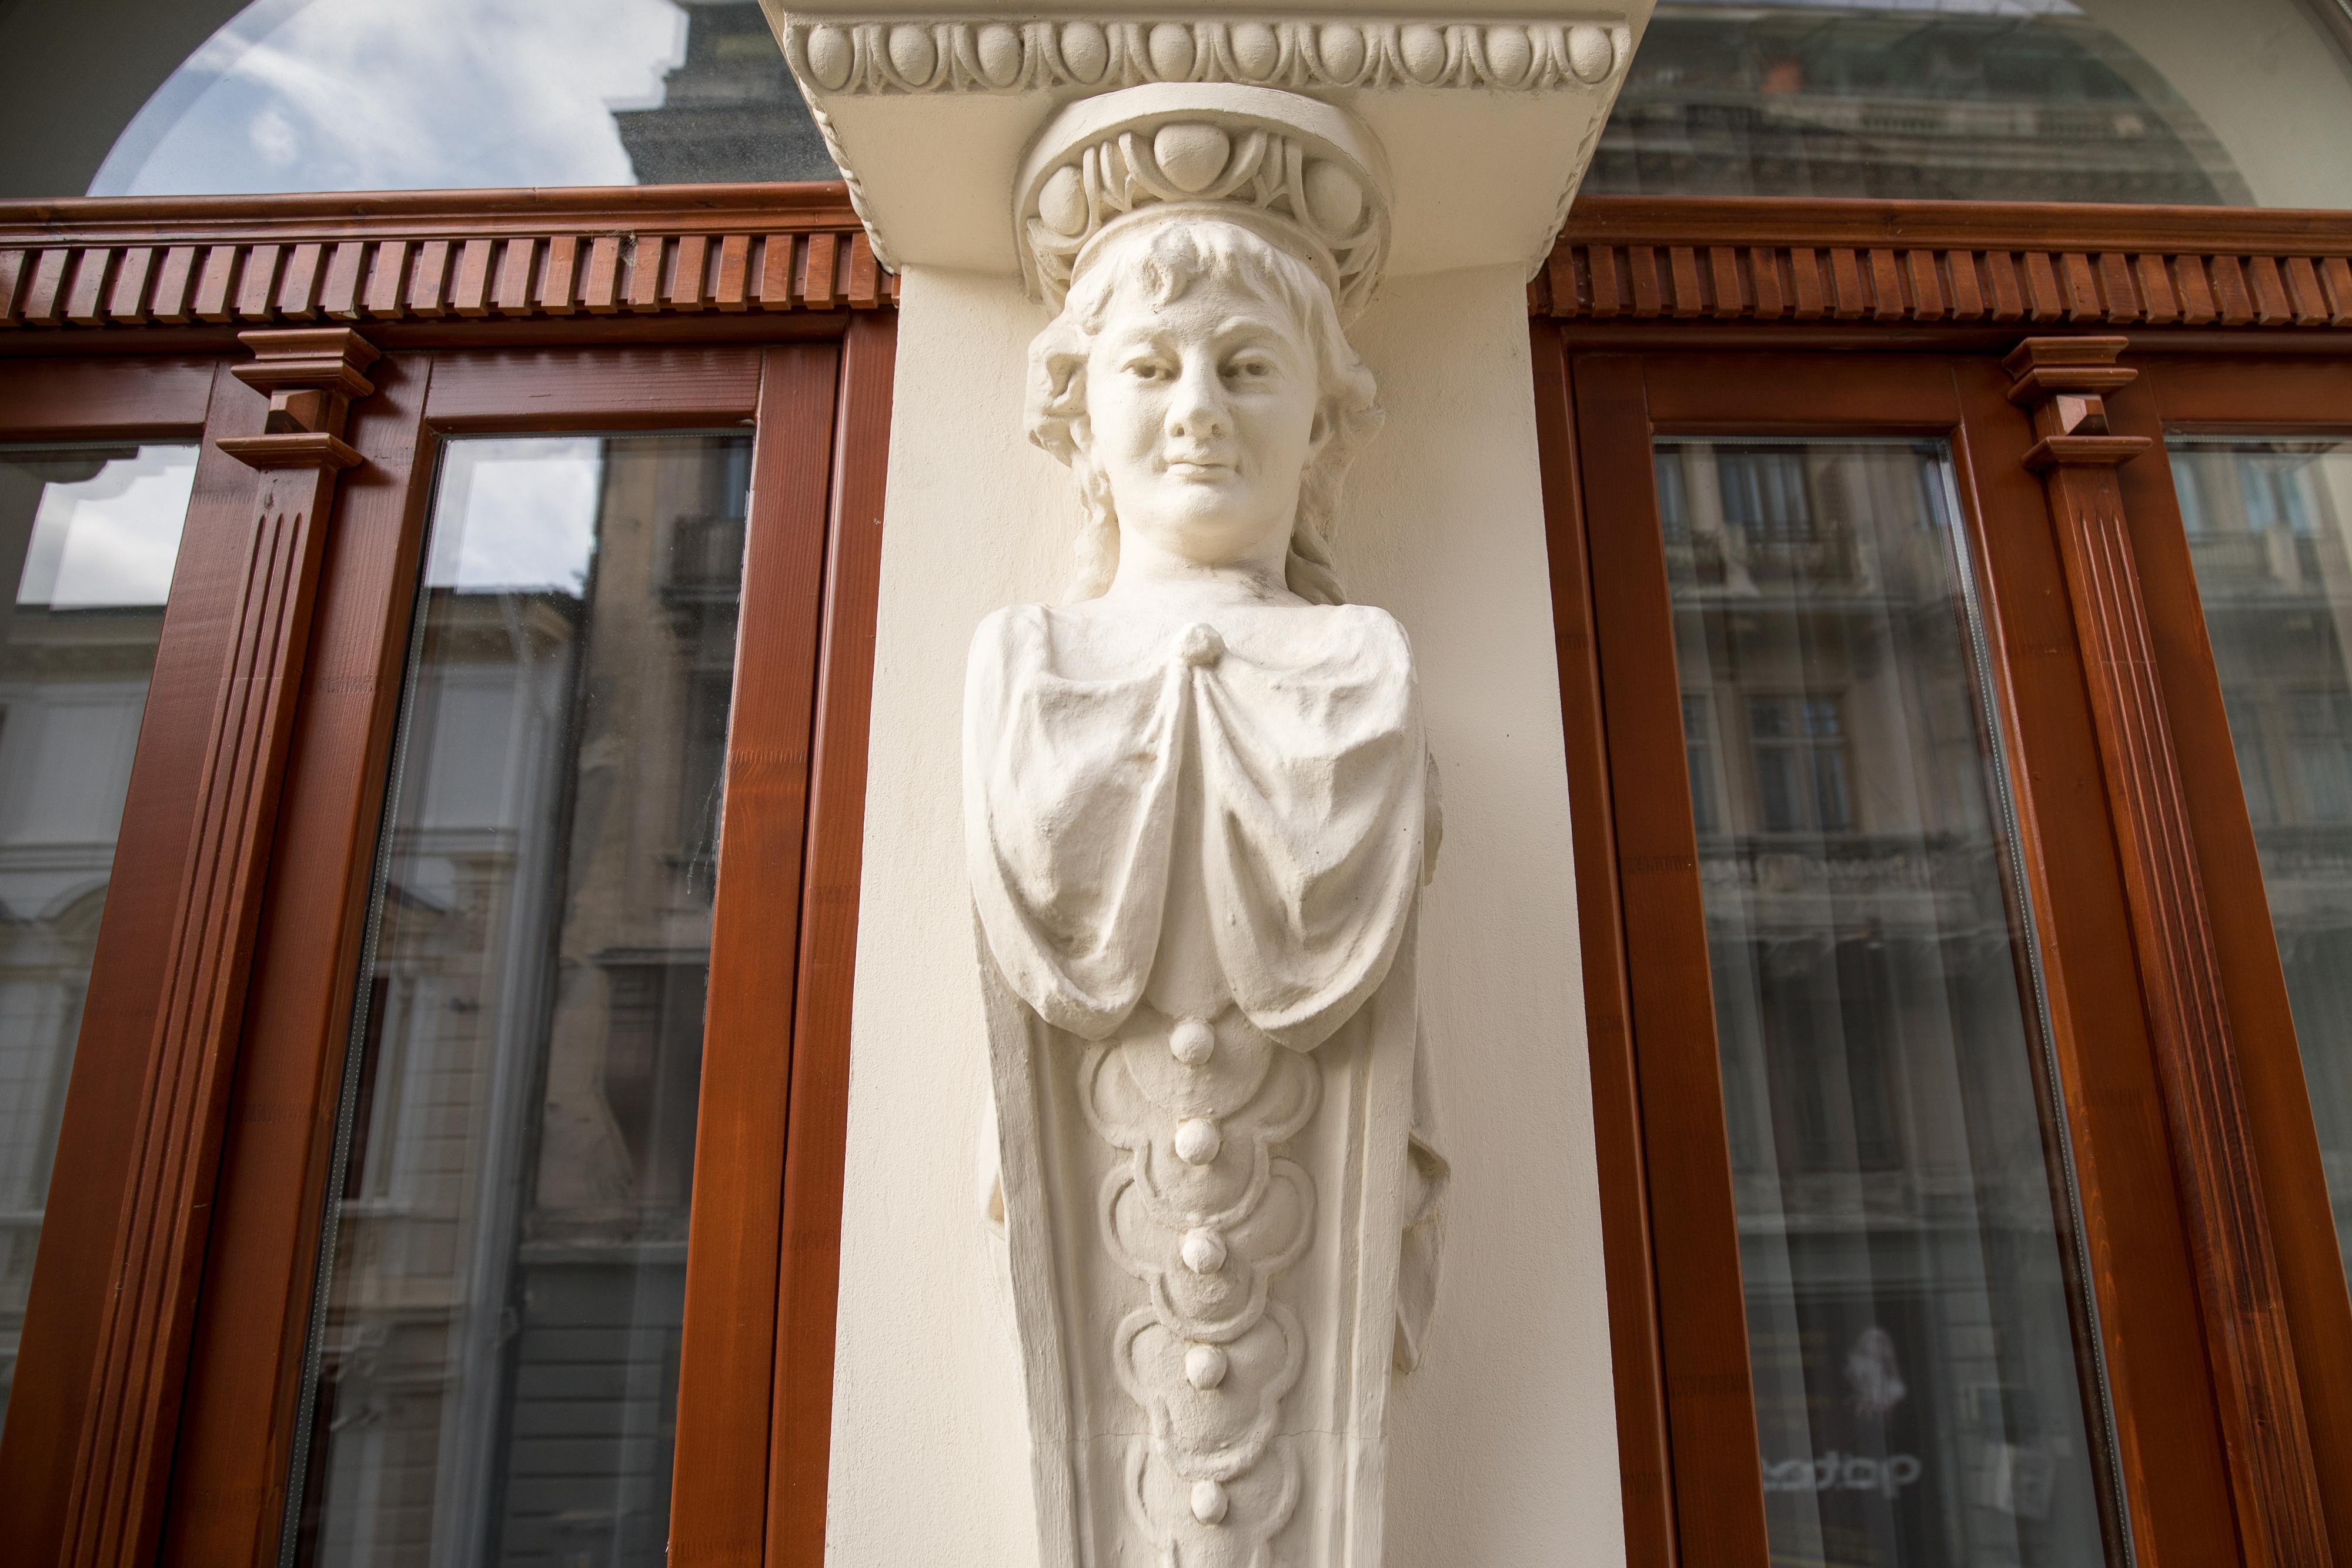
[1534,198,2352,1568]
[0,188,894,1568]
[2107,356,2352,1564]
[0,351,262,1563]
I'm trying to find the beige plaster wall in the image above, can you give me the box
[2082,0,2352,209]
[823,262,1622,1564]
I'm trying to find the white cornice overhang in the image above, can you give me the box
[757,2,1654,288]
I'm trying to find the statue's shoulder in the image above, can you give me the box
[972,600,1052,647]
[968,601,1057,671]
[1319,601,1416,672]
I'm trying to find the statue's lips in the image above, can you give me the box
[1163,459,1234,479]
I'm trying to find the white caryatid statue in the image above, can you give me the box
[967,84,1445,1568]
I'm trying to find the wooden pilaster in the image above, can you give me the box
[61,328,376,1568]
[2004,335,2332,1568]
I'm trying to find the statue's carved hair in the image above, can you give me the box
[1024,214,1383,604]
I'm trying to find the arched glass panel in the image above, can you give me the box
[1592,0,2352,209]
[84,0,836,198]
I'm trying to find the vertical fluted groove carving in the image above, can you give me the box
[2006,337,2331,1568]
[62,330,376,1568]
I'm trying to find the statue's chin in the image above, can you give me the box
[1119,512,1292,571]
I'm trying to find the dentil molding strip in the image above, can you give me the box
[0,203,892,335]
[782,15,1628,95]
[1536,198,2352,330]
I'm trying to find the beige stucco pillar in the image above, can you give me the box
[758,7,1652,1560]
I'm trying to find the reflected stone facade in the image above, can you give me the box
[1656,438,2107,1565]
[2172,440,2352,1276]
[616,0,840,183]
[294,438,749,1568]
[1592,2,2250,205]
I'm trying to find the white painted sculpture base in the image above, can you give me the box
[981,941,1429,1567]
[965,589,1444,1566]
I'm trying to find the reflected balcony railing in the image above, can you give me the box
[2250,823,2352,895]
[1696,833,1993,902]
[1663,521,1866,590]
[2187,529,2335,594]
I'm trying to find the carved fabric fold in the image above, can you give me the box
[964,601,1426,1050]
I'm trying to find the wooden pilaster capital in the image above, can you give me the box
[216,326,380,472]
[2003,335,2153,471]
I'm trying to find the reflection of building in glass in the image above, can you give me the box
[2172,439,2352,1282]
[294,436,747,1568]
[1593,2,2250,205]
[1660,439,2104,1567]
[614,0,836,183]
[0,446,191,1426]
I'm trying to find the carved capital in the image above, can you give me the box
[2002,336,2153,470]
[763,4,1652,280]
[216,326,380,471]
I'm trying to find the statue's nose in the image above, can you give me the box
[1167,365,1228,440]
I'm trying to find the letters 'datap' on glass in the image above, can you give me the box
[964,83,1446,1566]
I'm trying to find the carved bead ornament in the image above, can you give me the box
[784,16,1625,96]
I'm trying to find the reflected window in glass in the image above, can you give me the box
[0,444,194,1430]
[285,432,753,1568]
[2171,436,2352,1290]
[1589,0,2352,210]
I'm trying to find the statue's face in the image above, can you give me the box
[1081,268,1324,574]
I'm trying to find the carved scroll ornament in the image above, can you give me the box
[967,85,1443,1566]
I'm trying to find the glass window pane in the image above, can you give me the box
[0,444,195,1429]
[79,0,836,199]
[286,432,751,1568]
[1658,438,2117,1567]
[1592,1,2352,210]
[2170,436,2352,1289]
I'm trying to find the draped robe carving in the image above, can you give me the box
[968,601,1444,1567]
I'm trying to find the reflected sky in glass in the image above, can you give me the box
[16,447,196,609]
[427,439,604,596]
[93,0,690,196]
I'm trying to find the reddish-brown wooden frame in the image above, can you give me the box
[765,309,893,1568]
[150,336,884,1568]
[1529,327,1676,1568]
[2105,355,2352,1562]
[153,337,434,1568]
[1541,340,2270,1568]
[0,354,256,1568]
[1528,194,2352,1568]
[0,185,893,1568]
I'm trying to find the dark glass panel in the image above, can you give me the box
[2170,436,2352,1289]
[0,444,194,1430]
[286,432,751,1568]
[1659,436,2116,1567]
[1590,0,2352,209]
